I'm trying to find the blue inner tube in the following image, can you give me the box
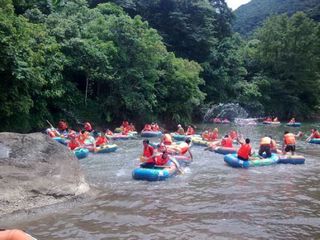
[286,122,301,127]
[171,134,187,141]
[132,161,177,181]
[278,155,305,164]
[309,138,320,144]
[95,144,118,153]
[52,137,68,145]
[224,153,279,168]
[213,147,237,155]
[141,131,162,138]
[74,148,89,159]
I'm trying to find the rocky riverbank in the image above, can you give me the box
[0,132,89,217]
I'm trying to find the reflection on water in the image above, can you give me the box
[2,124,320,239]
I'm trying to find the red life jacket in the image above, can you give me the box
[221,137,233,148]
[68,139,80,150]
[143,124,152,131]
[96,136,107,146]
[313,131,320,138]
[237,144,251,160]
[154,154,169,165]
[179,142,189,154]
[143,145,154,158]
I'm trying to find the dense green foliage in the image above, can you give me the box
[233,0,320,36]
[242,13,320,118]
[0,0,319,132]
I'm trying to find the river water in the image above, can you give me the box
[3,123,320,239]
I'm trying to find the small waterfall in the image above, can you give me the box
[203,103,249,122]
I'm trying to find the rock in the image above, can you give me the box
[0,132,89,217]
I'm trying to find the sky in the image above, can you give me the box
[225,0,251,10]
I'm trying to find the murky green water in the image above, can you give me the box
[3,123,320,239]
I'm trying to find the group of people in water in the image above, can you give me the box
[140,123,320,166]
[46,120,137,152]
[46,119,320,166]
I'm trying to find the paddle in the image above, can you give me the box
[204,140,220,151]
[46,120,61,137]
[170,157,184,174]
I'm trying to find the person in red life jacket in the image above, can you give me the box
[140,139,156,168]
[57,120,69,136]
[122,126,130,135]
[273,117,279,122]
[161,133,173,145]
[67,132,81,150]
[168,138,193,160]
[220,135,233,148]
[265,117,272,122]
[229,130,238,140]
[129,123,136,132]
[288,118,295,124]
[143,123,152,131]
[94,132,108,146]
[201,130,210,141]
[237,138,252,161]
[282,131,301,155]
[121,120,129,129]
[154,151,170,166]
[84,122,93,132]
[153,122,160,131]
[105,129,113,136]
[259,136,272,158]
[306,128,320,142]
[151,122,157,131]
[176,124,185,135]
[0,229,36,240]
[209,128,219,141]
[186,125,195,135]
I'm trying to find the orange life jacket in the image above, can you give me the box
[284,133,296,145]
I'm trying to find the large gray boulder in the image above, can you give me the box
[0,132,89,217]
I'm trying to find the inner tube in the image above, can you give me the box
[141,130,162,138]
[278,155,305,164]
[309,138,320,144]
[224,153,279,168]
[171,133,187,141]
[95,144,118,153]
[286,122,301,127]
[74,148,89,159]
[52,137,68,145]
[263,121,280,125]
[132,161,177,181]
[213,147,237,155]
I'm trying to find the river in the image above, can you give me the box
[2,123,320,239]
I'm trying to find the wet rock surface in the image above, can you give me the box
[0,132,89,217]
